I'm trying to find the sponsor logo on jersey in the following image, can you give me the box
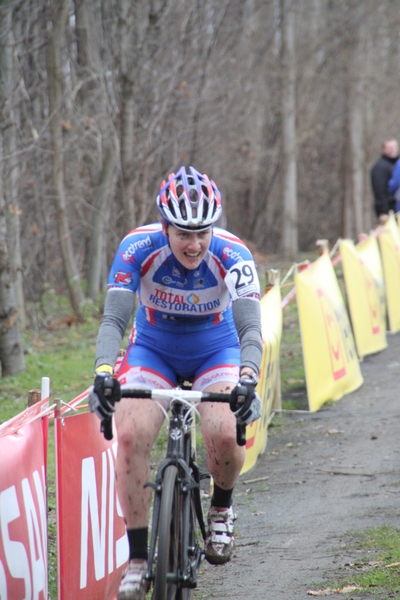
[114,271,132,285]
[162,275,187,286]
[186,293,200,305]
[222,245,242,262]
[149,288,220,313]
[197,367,238,387]
[122,235,152,262]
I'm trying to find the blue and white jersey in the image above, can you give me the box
[108,224,260,345]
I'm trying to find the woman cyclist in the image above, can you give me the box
[89,166,263,600]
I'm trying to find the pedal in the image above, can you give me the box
[199,472,210,481]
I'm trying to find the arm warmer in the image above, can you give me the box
[232,298,263,376]
[94,289,135,370]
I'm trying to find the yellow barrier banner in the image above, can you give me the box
[242,283,282,474]
[339,238,387,357]
[295,253,363,412]
[378,214,400,333]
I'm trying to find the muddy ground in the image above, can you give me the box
[197,332,400,599]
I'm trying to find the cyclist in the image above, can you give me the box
[89,166,263,600]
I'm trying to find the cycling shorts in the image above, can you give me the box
[117,343,240,393]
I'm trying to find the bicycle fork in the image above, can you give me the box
[145,409,204,591]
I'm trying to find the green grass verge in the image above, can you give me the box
[279,297,308,410]
[310,525,400,598]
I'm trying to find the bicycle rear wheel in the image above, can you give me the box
[153,465,181,600]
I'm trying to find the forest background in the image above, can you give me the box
[1,0,400,376]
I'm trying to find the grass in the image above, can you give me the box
[310,525,400,598]
[0,320,98,409]
[279,298,308,410]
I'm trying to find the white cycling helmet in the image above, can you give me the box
[157,166,222,231]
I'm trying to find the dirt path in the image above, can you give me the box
[197,332,400,599]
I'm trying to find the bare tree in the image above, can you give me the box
[0,180,25,376]
[46,0,86,319]
[280,0,298,258]
[118,0,139,226]
[1,0,400,317]
[1,0,26,329]
[72,0,118,300]
[0,0,25,376]
[342,1,368,239]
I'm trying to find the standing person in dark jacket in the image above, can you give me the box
[370,139,399,223]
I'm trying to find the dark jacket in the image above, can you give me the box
[370,154,398,217]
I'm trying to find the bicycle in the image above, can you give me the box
[103,384,246,600]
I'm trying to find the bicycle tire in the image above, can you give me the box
[177,495,197,600]
[153,465,180,600]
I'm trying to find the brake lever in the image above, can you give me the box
[101,417,113,441]
[236,423,246,446]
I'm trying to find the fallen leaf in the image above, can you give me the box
[339,585,360,593]
[386,562,400,567]
[242,475,269,484]
[307,585,360,596]
[367,560,382,567]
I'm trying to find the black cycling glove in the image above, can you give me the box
[88,371,121,420]
[230,375,262,426]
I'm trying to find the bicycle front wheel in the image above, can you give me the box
[153,465,181,600]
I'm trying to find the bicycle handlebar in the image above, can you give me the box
[120,388,231,402]
[100,388,246,446]
[120,388,246,446]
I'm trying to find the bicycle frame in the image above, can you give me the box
[146,397,205,591]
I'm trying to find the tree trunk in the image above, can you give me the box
[0,3,25,375]
[88,141,118,301]
[119,0,137,226]
[343,2,366,239]
[0,210,25,376]
[0,3,26,330]
[72,0,118,301]
[46,0,85,320]
[281,0,298,258]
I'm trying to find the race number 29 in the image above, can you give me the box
[226,261,260,300]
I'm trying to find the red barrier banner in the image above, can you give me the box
[55,412,128,600]
[0,418,48,599]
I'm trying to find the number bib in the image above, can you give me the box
[225,260,260,300]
